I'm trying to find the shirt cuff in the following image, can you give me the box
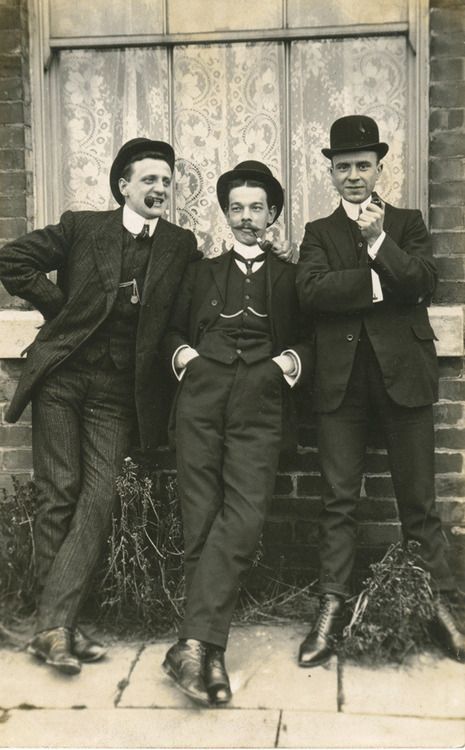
[273,349,302,388]
[367,230,386,259]
[371,269,384,304]
[172,345,198,381]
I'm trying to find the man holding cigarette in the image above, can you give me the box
[0,138,199,674]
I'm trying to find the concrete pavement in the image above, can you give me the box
[1,623,464,748]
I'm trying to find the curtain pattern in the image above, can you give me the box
[56,37,407,255]
[172,43,285,256]
[290,37,408,243]
[57,48,170,212]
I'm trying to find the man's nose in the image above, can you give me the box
[348,165,360,180]
[242,207,251,220]
[153,180,165,193]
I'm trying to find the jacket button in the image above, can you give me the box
[211,299,218,306]
[346,334,354,342]
[58,334,65,340]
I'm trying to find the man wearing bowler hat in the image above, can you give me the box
[161,161,312,706]
[296,115,465,667]
[0,138,200,674]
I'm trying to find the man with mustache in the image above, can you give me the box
[0,138,200,674]
[296,115,465,667]
[161,161,312,706]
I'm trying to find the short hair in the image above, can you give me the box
[120,151,172,182]
[222,178,274,212]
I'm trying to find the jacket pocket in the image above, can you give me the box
[411,323,439,341]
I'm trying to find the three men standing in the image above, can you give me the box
[296,115,465,667]
[0,138,199,674]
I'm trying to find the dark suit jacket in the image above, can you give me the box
[296,202,438,412]
[0,208,200,450]
[162,249,313,448]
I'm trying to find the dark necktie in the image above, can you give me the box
[137,223,150,240]
[232,251,266,276]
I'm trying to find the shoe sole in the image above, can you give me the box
[298,652,333,669]
[161,660,210,707]
[75,651,107,663]
[27,645,81,675]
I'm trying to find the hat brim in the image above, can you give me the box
[110,139,175,205]
[322,142,389,160]
[216,168,284,224]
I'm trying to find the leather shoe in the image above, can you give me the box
[299,594,346,668]
[162,639,209,706]
[429,596,465,662]
[205,646,232,705]
[73,627,107,663]
[27,627,81,675]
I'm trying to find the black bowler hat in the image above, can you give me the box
[216,160,284,224]
[322,115,389,160]
[109,137,175,205]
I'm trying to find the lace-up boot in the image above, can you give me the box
[27,627,81,675]
[162,639,209,706]
[429,596,465,663]
[298,594,346,668]
[205,646,232,706]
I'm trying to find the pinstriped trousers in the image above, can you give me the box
[31,357,136,632]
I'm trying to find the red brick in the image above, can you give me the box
[279,449,320,473]
[2,448,32,471]
[293,520,319,545]
[435,427,465,448]
[438,359,463,379]
[0,54,21,78]
[364,476,395,498]
[274,474,294,496]
[436,474,465,496]
[433,280,465,303]
[430,181,465,205]
[434,401,464,424]
[270,497,322,517]
[436,498,465,524]
[296,475,325,497]
[430,157,465,182]
[0,192,26,216]
[430,130,465,156]
[0,472,31,492]
[365,451,390,474]
[430,206,465,229]
[435,255,465,280]
[0,217,26,237]
[439,378,465,400]
[0,101,23,124]
[0,424,31,447]
[0,76,22,100]
[355,498,398,522]
[0,124,24,148]
[0,30,20,54]
[0,171,25,193]
[432,232,465,255]
[0,149,25,170]
[430,7,465,33]
[263,520,294,545]
[435,451,464,473]
[430,31,465,57]
[431,58,465,81]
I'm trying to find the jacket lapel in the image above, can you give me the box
[142,218,179,305]
[209,249,233,308]
[92,209,124,298]
[326,203,358,268]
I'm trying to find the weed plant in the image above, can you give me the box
[338,541,436,664]
[0,477,36,619]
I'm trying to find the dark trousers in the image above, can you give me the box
[317,333,454,598]
[175,356,284,649]
[32,358,135,632]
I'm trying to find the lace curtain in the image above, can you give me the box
[56,37,407,256]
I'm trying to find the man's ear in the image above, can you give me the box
[118,177,128,197]
[266,205,277,227]
[377,162,384,177]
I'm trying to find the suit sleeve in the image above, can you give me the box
[0,211,74,319]
[160,255,199,364]
[370,209,437,303]
[296,221,373,314]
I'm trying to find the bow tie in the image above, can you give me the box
[232,251,266,276]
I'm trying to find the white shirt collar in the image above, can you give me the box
[123,204,159,237]
[233,239,262,259]
[342,196,372,221]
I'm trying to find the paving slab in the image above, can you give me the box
[341,652,465,719]
[121,624,338,711]
[279,710,465,748]
[0,644,140,709]
[0,707,281,748]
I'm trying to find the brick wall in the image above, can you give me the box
[0,0,464,586]
[0,0,32,489]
